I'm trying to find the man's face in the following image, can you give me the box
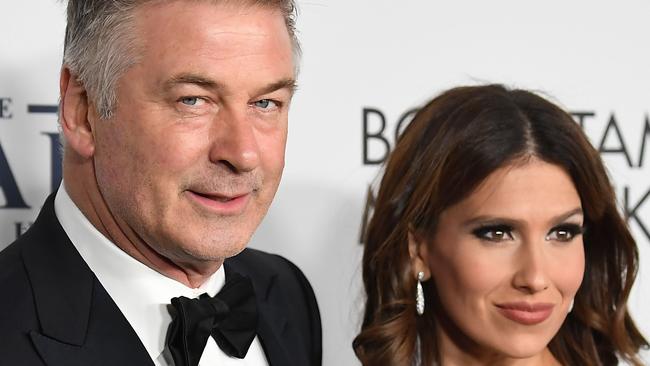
[91,1,295,264]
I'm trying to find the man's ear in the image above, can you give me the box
[59,67,96,158]
[408,229,431,281]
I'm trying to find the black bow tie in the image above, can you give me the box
[165,273,258,366]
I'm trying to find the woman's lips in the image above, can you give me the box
[186,190,251,215]
[495,302,554,325]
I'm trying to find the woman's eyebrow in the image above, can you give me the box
[549,207,584,225]
[461,207,583,229]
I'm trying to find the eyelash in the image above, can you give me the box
[471,223,584,243]
[252,98,282,111]
[472,224,514,242]
[177,96,205,107]
[176,97,282,111]
[547,224,584,242]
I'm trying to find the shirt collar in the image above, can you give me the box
[54,183,225,361]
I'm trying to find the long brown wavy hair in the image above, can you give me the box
[353,85,648,365]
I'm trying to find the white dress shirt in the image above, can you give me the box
[54,184,269,366]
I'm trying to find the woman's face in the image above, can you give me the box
[412,158,585,362]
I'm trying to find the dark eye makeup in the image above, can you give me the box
[471,224,515,242]
[546,223,584,242]
[471,222,585,243]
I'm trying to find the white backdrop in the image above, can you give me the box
[1,1,648,365]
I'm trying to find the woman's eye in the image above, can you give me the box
[546,224,583,242]
[253,99,278,109]
[472,225,514,242]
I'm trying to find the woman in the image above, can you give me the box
[353,85,648,365]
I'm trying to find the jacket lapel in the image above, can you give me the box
[21,195,95,364]
[28,331,96,366]
[20,194,153,366]
[224,260,293,366]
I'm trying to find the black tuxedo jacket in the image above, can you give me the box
[0,195,322,366]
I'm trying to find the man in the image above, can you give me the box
[0,1,321,365]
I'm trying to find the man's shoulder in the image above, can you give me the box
[226,248,315,292]
[0,209,56,319]
[226,248,322,365]
[0,194,60,276]
[0,196,61,287]
[228,247,300,273]
[0,246,23,304]
[0,233,33,287]
[226,246,318,308]
[0,237,37,294]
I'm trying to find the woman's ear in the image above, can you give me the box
[408,229,432,281]
[59,67,96,158]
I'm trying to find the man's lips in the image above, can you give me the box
[192,191,244,201]
[186,190,251,215]
[495,302,555,325]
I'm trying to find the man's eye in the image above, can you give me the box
[471,225,514,242]
[179,97,200,106]
[253,99,278,109]
[546,224,583,242]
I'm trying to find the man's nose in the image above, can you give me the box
[209,108,260,173]
[512,240,550,294]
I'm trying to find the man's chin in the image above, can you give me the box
[176,239,249,263]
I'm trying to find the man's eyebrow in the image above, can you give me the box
[163,74,222,91]
[162,74,297,96]
[253,78,298,97]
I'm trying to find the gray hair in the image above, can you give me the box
[63,0,300,120]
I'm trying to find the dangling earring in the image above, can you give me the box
[416,271,425,315]
[568,298,574,313]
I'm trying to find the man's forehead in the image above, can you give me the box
[131,0,295,56]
